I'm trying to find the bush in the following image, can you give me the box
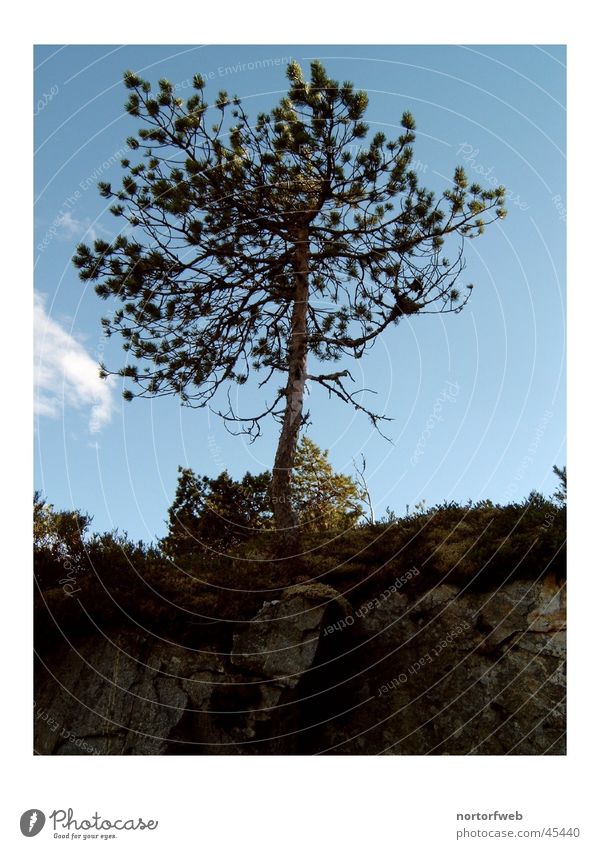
[34,479,566,650]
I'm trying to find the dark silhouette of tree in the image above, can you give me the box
[34,492,92,591]
[162,467,271,557]
[552,464,566,504]
[74,60,506,561]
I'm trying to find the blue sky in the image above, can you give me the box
[33,45,566,543]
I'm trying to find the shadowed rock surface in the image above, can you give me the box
[34,575,565,755]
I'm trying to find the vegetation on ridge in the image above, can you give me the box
[34,460,566,650]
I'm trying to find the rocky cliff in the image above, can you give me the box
[35,573,565,755]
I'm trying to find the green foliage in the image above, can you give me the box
[34,484,566,654]
[73,61,505,434]
[72,60,507,561]
[34,492,91,591]
[34,463,565,660]
[161,438,365,557]
[552,464,567,504]
[291,436,363,531]
[162,467,272,558]
[309,491,566,593]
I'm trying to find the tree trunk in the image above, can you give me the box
[271,235,310,562]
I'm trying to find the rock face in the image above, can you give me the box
[328,575,566,755]
[34,576,565,755]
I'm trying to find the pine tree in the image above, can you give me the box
[163,439,364,556]
[552,465,567,504]
[74,60,506,562]
[162,467,271,557]
[292,437,363,531]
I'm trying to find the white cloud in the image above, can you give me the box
[54,211,110,244]
[34,293,115,433]
[55,211,84,238]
